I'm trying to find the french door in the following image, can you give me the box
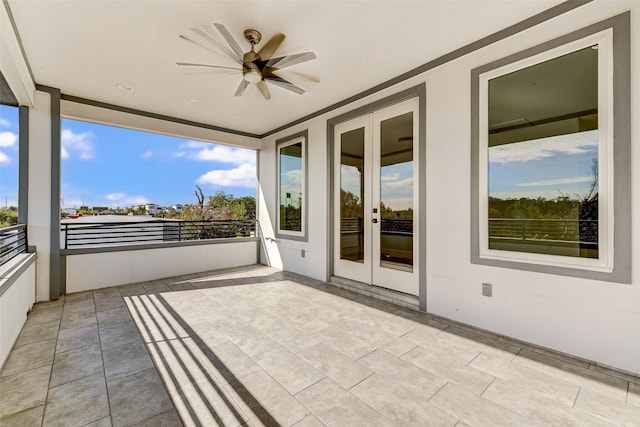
[333,98,419,295]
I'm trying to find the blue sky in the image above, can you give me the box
[489,130,598,200]
[0,104,257,209]
[0,105,19,207]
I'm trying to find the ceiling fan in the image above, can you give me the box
[177,23,317,100]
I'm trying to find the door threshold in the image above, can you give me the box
[330,276,420,311]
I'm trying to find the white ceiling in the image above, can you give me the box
[8,0,562,136]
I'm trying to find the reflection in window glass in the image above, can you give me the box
[488,46,598,258]
[279,141,303,233]
[380,112,413,270]
[339,128,364,262]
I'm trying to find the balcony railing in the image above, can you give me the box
[61,219,256,249]
[488,218,597,244]
[0,224,28,267]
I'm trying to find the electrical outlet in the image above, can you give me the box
[482,283,492,297]
[301,249,305,258]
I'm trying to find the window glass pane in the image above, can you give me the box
[380,112,413,270]
[279,142,303,232]
[488,46,598,258]
[340,128,364,262]
[0,105,19,228]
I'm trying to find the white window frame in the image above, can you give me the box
[478,30,614,273]
[275,131,307,241]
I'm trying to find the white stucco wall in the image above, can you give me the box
[0,255,36,367]
[65,240,258,293]
[259,1,640,374]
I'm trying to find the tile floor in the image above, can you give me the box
[1,265,639,426]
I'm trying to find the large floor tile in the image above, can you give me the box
[59,306,98,330]
[402,346,495,395]
[50,343,103,387]
[430,382,527,427]
[24,306,63,326]
[469,352,580,405]
[132,409,182,426]
[225,369,310,426]
[108,368,174,427]
[360,349,447,398]
[297,342,373,389]
[43,372,109,427]
[482,378,614,426]
[255,347,324,394]
[574,387,640,425]
[513,348,629,401]
[99,320,143,350]
[15,320,59,346]
[97,306,133,328]
[56,324,99,353]
[0,404,44,426]
[0,338,56,377]
[316,327,375,360]
[296,378,393,427]
[172,377,248,427]
[351,374,457,426]
[0,365,50,417]
[103,340,154,382]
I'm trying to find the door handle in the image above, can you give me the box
[372,218,378,223]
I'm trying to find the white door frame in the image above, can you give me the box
[327,85,427,311]
[332,98,419,296]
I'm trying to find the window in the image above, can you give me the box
[0,104,19,228]
[276,130,307,241]
[471,14,631,283]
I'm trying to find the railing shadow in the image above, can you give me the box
[125,286,281,426]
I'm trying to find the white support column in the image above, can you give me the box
[28,90,53,301]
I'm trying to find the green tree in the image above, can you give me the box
[0,206,19,228]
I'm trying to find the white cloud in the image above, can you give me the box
[103,192,149,206]
[180,141,255,165]
[0,131,17,147]
[61,129,95,160]
[197,163,256,187]
[489,130,597,164]
[105,192,126,201]
[142,150,153,159]
[0,118,11,127]
[0,151,10,165]
[382,177,413,196]
[517,176,593,187]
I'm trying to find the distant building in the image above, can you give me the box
[61,208,77,215]
[144,203,159,215]
[171,204,183,213]
[93,206,109,212]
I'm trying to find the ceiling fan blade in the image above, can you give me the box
[176,62,240,71]
[266,51,317,69]
[190,27,241,63]
[179,34,226,58]
[273,69,320,83]
[264,76,306,95]
[213,23,245,60]
[256,80,271,100]
[183,69,239,77]
[257,33,285,60]
[234,79,249,97]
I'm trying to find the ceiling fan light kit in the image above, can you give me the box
[178,24,318,100]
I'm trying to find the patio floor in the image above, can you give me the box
[1,265,639,426]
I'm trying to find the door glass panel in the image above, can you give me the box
[379,112,413,270]
[340,128,365,262]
